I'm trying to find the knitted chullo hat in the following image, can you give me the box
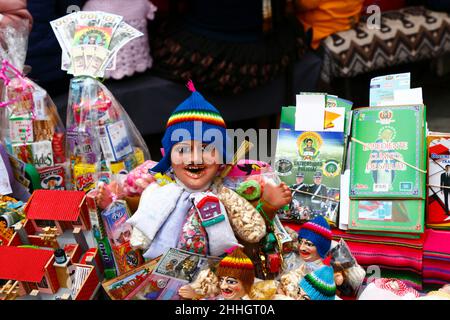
[216,247,255,293]
[298,215,332,259]
[151,80,228,173]
[299,265,336,300]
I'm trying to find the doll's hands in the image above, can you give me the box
[129,227,151,250]
[96,182,114,210]
[262,182,292,210]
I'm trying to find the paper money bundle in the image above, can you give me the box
[51,11,143,78]
[50,12,151,192]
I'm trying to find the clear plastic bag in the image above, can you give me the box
[66,76,151,191]
[0,61,68,191]
[329,238,366,296]
[223,159,279,196]
[0,20,29,74]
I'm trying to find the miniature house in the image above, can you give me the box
[0,246,60,295]
[195,196,224,225]
[25,190,91,233]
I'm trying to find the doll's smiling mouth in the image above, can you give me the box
[184,164,206,177]
[221,288,234,297]
[300,250,310,258]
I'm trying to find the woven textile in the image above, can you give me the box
[331,229,425,290]
[423,229,450,289]
[321,6,450,82]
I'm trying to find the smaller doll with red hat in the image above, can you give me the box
[179,246,255,300]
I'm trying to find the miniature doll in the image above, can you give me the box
[278,215,332,298]
[178,246,255,300]
[126,82,240,259]
[298,265,337,300]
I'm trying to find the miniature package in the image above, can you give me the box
[66,76,150,191]
[128,248,220,300]
[0,195,25,245]
[102,256,160,300]
[101,200,144,275]
[50,12,150,192]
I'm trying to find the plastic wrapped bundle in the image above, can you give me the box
[0,61,68,191]
[66,76,150,191]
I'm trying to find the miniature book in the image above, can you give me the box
[275,129,345,225]
[349,105,426,199]
[427,134,450,229]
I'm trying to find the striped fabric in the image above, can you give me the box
[302,221,333,240]
[166,110,226,128]
[423,229,450,290]
[331,229,425,291]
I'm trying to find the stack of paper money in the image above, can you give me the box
[51,11,143,78]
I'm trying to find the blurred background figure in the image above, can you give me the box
[83,0,157,80]
[0,0,32,31]
[295,0,365,50]
[150,0,308,95]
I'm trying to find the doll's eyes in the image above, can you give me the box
[176,146,192,154]
[202,144,216,153]
[226,279,238,285]
[175,145,215,154]
[220,277,238,285]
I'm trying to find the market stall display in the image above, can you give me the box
[1,6,450,300]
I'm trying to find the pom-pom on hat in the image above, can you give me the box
[216,246,255,293]
[299,265,336,300]
[298,215,332,258]
[151,80,228,173]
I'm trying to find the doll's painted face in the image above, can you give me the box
[171,140,220,190]
[334,271,344,286]
[298,238,320,262]
[219,276,246,300]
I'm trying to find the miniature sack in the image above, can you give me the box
[329,238,366,295]
[216,184,266,244]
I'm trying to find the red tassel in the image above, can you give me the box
[186,79,196,92]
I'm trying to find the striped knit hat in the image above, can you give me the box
[151,80,228,173]
[298,215,332,258]
[299,265,336,300]
[216,247,255,293]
